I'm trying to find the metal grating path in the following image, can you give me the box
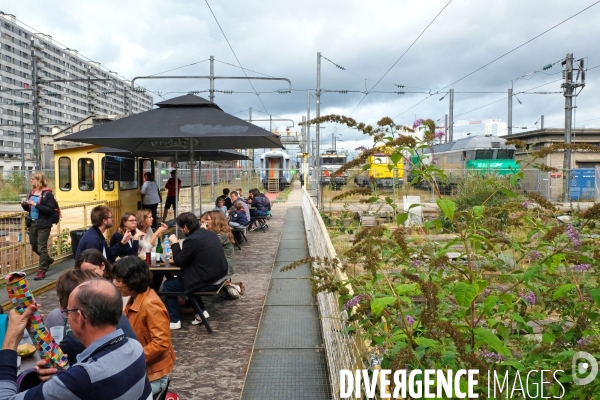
[242,207,332,400]
[254,305,322,348]
[265,278,314,305]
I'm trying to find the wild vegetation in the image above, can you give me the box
[290,115,600,398]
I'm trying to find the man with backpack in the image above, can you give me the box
[20,172,60,280]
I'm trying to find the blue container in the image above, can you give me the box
[570,168,595,201]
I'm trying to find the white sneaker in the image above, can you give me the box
[191,310,210,325]
[169,321,181,330]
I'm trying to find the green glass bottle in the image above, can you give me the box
[156,239,163,261]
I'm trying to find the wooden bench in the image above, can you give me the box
[156,275,231,334]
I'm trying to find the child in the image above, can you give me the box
[229,202,249,227]
[214,198,227,215]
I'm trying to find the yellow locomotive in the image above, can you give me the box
[354,147,404,188]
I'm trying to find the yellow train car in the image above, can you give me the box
[54,144,156,214]
[354,147,404,188]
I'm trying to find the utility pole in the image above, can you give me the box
[540,115,544,129]
[563,53,574,202]
[16,102,26,171]
[209,55,215,102]
[316,52,322,209]
[306,91,311,164]
[448,89,454,142]
[248,107,252,189]
[30,38,41,170]
[508,88,513,135]
[444,114,448,143]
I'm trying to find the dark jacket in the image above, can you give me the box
[21,189,57,229]
[230,211,249,226]
[217,194,232,209]
[171,227,228,293]
[109,232,140,264]
[75,225,127,260]
[251,193,271,212]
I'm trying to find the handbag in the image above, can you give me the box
[25,215,32,228]
[225,281,245,299]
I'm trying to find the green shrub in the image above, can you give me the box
[453,172,516,211]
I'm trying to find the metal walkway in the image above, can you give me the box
[241,207,331,399]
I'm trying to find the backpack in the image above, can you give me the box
[40,191,61,224]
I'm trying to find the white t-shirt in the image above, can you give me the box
[141,181,160,204]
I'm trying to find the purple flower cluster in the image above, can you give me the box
[410,259,423,268]
[480,288,491,297]
[412,119,424,129]
[566,225,582,250]
[480,350,505,364]
[511,350,522,359]
[528,251,542,260]
[576,335,596,346]
[343,294,368,310]
[522,201,531,208]
[405,315,416,326]
[571,263,592,272]
[519,291,536,305]
[434,131,444,139]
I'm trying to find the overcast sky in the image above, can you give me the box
[4,0,600,154]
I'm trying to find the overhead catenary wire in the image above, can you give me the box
[438,1,600,91]
[346,0,454,117]
[204,0,269,114]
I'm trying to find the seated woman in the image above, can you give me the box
[137,209,168,255]
[213,198,227,215]
[73,248,115,279]
[208,210,236,275]
[44,270,137,365]
[108,212,142,263]
[113,257,176,396]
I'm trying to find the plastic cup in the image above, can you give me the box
[50,326,64,343]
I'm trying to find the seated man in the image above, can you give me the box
[164,212,229,330]
[75,205,132,260]
[45,269,138,366]
[217,188,233,209]
[0,279,152,399]
[228,191,250,222]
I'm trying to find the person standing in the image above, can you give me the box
[162,170,181,223]
[75,205,132,260]
[20,172,57,280]
[141,172,161,229]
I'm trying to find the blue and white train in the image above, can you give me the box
[260,150,292,191]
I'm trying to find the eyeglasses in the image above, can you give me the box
[107,216,114,220]
[127,219,137,222]
[60,308,86,319]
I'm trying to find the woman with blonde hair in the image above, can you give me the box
[20,172,57,280]
[136,209,167,255]
[208,210,236,275]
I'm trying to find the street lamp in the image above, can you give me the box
[14,101,31,171]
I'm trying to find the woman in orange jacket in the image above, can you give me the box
[112,256,176,395]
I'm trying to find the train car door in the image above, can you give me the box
[269,159,277,178]
[76,154,102,201]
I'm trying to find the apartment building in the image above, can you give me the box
[0,12,153,170]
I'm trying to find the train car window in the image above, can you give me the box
[101,157,115,191]
[78,158,94,191]
[474,150,494,160]
[496,150,514,159]
[372,156,390,164]
[58,157,71,191]
[119,161,138,191]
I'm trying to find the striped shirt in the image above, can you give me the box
[0,329,152,400]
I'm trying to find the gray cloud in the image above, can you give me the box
[5,0,600,150]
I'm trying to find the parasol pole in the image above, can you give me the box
[174,152,179,235]
[189,140,195,215]
[198,156,202,217]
